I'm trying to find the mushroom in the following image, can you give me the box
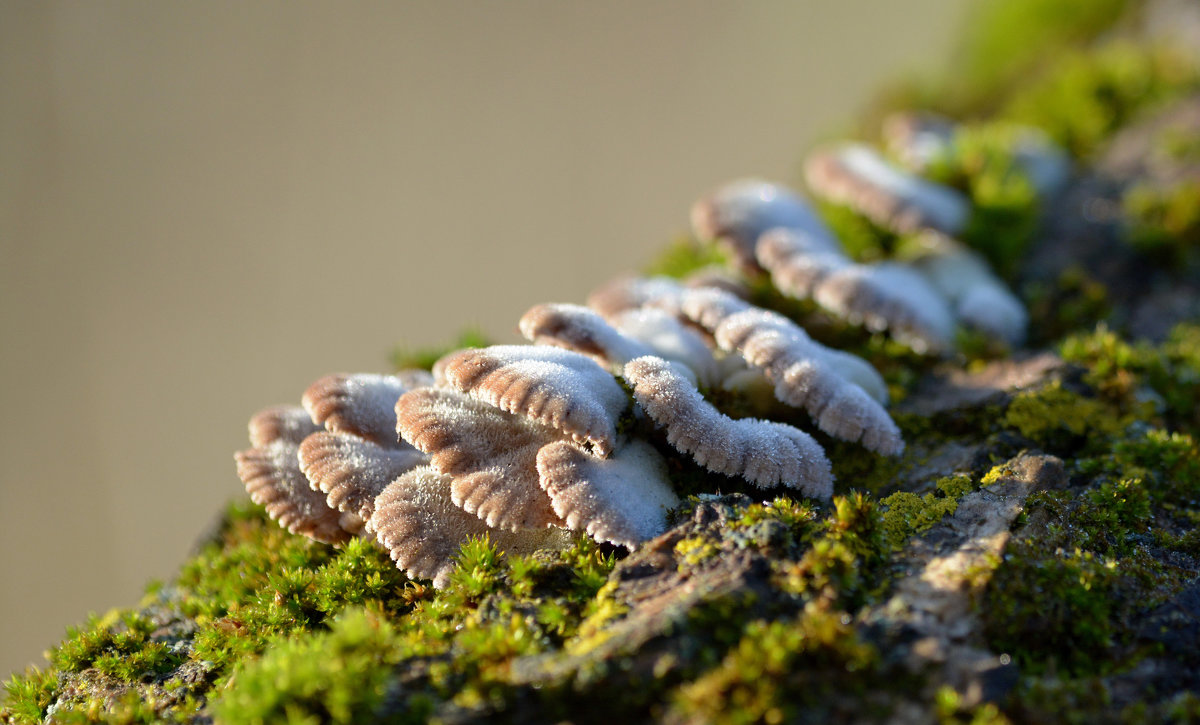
[883,111,1071,199]
[435,345,629,457]
[521,302,719,388]
[756,229,957,353]
[804,143,970,236]
[370,465,574,588]
[906,232,1027,347]
[235,406,354,545]
[395,386,565,532]
[519,302,657,371]
[303,372,433,447]
[676,288,903,455]
[298,431,427,522]
[536,439,679,548]
[691,178,838,273]
[623,356,833,499]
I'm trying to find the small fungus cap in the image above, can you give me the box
[691,178,836,272]
[435,345,629,457]
[623,355,833,498]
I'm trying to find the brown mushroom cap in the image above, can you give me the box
[235,440,352,545]
[586,275,687,319]
[537,439,679,548]
[303,372,429,448]
[298,430,427,522]
[519,302,654,370]
[248,405,320,448]
[690,178,836,273]
[370,465,573,588]
[396,386,565,531]
[435,345,629,457]
[623,356,833,498]
[804,143,969,236]
[756,229,956,354]
[714,309,904,456]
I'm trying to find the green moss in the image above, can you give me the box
[1061,322,1200,431]
[1002,41,1200,159]
[675,536,719,569]
[879,489,960,552]
[983,545,1125,674]
[1025,267,1112,344]
[916,122,1043,276]
[665,606,884,725]
[1002,381,1126,448]
[1123,180,1200,264]
[643,236,732,278]
[1,668,57,725]
[948,0,1133,113]
[213,607,413,725]
[389,327,491,371]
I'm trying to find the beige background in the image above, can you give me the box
[0,1,966,680]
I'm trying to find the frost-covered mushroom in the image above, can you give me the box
[676,289,903,455]
[436,345,629,456]
[235,406,353,545]
[396,386,566,531]
[298,431,427,522]
[519,303,657,370]
[623,356,833,499]
[520,302,718,387]
[907,233,1027,347]
[239,371,433,544]
[883,111,1071,199]
[536,439,679,548]
[881,111,958,172]
[370,465,573,588]
[609,307,721,388]
[757,229,957,353]
[804,143,970,236]
[587,274,687,319]
[691,178,837,272]
[303,372,431,447]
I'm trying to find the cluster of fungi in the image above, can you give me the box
[236,113,1064,588]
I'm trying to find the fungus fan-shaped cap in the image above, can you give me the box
[519,303,655,370]
[881,111,958,172]
[683,267,752,300]
[811,261,957,355]
[298,430,427,522]
[714,310,904,456]
[587,275,687,318]
[435,345,629,457]
[623,356,833,498]
[303,372,429,448]
[909,233,1027,346]
[235,439,352,545]
[804,143,970,236]
[537,439,679,549]
[610,307,720,388]
[690,179,838,272]
[248,405,321,448]
[755,226,855,300]
[370,466,573,589]
[396,386,565,531]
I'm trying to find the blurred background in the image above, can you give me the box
[0,1,967,679]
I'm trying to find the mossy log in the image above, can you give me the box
[5,2,1200,723]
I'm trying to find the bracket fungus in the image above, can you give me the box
[692,167,1029,353]
[230,168,1001,588]
[804,142,971,236]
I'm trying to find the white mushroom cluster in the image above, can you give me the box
[692,118,1062,353]
[236,288,907,587]
[238,146,1031,587]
